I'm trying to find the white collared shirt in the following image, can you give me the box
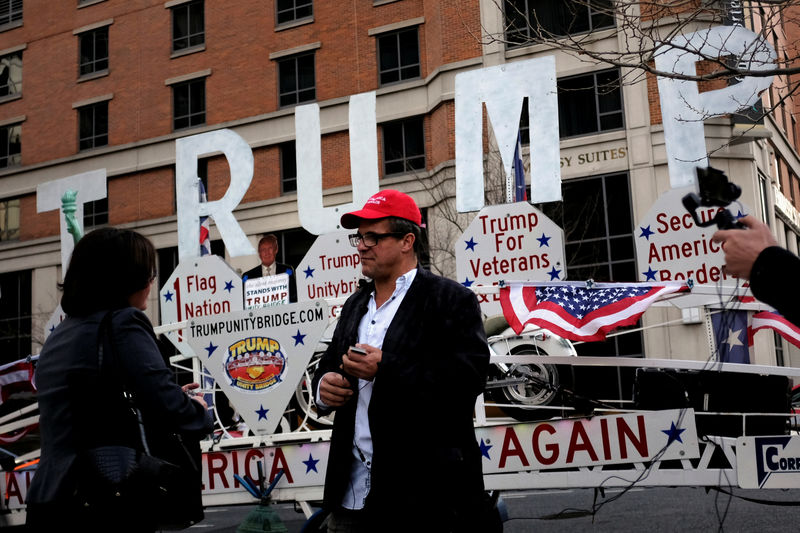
[261,263,275,277]
[317,267,417,510]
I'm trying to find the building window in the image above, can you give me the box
[280,141,297,194]
[278,53,315,107]
[274,227,316,269]
[172,0,204,52]
[173,78,205,130]
[0,270,31,364]
[0,0,22,28]
[83,198,108,228]
[0,51,21,97]
[538,172,641,357]
[79,26,109,76]
[377,27,420,86]
[540,172,635,283]
[78,101,108,151]
[0,197,19,241]
[382,117,425,176]
[504,0,614,45]
[558,68,623,138]
[276,0,312,25]
[0,123,20,168]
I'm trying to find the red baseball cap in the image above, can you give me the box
[341,189,422,229]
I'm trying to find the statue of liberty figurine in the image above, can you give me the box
[61,189,83,244]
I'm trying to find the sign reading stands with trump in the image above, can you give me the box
[244,273,290,309]
[186,301,328,435]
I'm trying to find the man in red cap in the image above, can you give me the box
[312,190,496,532]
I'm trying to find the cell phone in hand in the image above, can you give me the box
[349,346,367,356]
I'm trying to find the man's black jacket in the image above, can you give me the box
[311,266,490,528]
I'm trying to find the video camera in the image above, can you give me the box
[681,166,745,230]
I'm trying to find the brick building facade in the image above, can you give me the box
[0,1,799,374]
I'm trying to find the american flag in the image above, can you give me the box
[198,178,211,256]
[750,310,800,349]
[500,281,688,341]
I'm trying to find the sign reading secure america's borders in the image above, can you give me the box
[186,301,328,435]
[634,187,751,285]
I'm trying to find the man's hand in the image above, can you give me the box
[319,372,353,407]
[342,344,381,381]
[182,382,208,409]
[712,215,778,279]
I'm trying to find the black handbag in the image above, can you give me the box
[73,311,203,530]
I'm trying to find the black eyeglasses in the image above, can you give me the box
[349,232,406,248]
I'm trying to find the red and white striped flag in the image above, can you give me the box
[749,311,800,349]
[0,358,36,406]
[198,179,211,256]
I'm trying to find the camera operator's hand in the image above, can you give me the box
[712,215,778,279]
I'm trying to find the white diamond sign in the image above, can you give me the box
[297,230,363,320]
[456,201,565,318]
[634,186,751,285]
[44,304,66,342]
[160,255,244,356]
[186,300,329,435]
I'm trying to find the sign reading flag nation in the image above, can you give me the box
[499,281,688,340]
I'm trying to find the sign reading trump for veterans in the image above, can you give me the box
[187,300,328,435]
[456,202,565,318]
[634,187,751,285]
[161,255,244,357]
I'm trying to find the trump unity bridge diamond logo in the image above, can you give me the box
[225,336,286,392]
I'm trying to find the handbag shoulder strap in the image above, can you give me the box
[96,309,153,456]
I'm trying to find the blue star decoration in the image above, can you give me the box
[662,422,686,445]
[537,234,551,247]
[462,277,474,288]
[464,237,478,252]
[255,405,269,421]
[49,324,56,333]
[639,225,655,240]
[163,290,173,302]
[224,280,234,292]
[547,267,561,280]
[303,266,315,279]
[643,266,658,282]
[479,439,492,460]
[302,453,320,474]
[204,341,218,358]
[292,329,306,346]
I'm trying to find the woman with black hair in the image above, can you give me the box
[26,227,214,531]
